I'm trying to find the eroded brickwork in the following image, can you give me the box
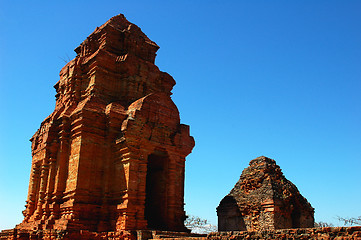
[207,226,361,240]
[11,14,194,234]
[217,156,314,231]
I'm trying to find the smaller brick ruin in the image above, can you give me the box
[217,156,314,231]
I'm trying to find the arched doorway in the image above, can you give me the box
[144,151,169,230]
[217,196,246,231]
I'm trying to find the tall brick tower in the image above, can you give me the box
[16,14,194,234]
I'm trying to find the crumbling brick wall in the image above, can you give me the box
[217,156,314,231]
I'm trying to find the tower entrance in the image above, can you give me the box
[145,152,169,230]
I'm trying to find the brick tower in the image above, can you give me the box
[217,156,314,231]
[16,14,194,234]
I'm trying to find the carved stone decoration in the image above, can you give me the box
[217,156,314,231]
[15,14,194,233]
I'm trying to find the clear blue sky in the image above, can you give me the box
[1,1,360,230]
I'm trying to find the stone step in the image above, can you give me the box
[149,237,207,240]
[137,230,206,240]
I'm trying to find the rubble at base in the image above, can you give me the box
[208,226,361,240]
[1,227,361,239]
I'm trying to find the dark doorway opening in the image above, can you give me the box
[291,207,301,228]
[217,196,246,231]
[145,152,169,230]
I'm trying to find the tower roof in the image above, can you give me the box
[74,13,159,63]
[227,156,312,209]
[55,13,174,108]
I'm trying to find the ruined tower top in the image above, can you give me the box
[74,14,159,62]
[54,14,175,109]
[230,156,295,199]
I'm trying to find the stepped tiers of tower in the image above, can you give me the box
[217,156,314,231]
[12,14,195,234]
